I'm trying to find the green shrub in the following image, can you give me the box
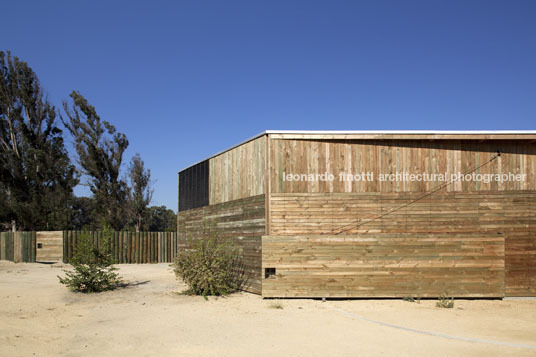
[58,231,122,293]
[436,293,455,308]
[173,232,246,297]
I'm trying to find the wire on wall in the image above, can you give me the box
[330,151,501,235]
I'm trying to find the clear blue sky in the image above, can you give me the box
[3,1,535,211]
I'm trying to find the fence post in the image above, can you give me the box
[13,232,22,263]
[31,232,36,262]
[0,232,5,260]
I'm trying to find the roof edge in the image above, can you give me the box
[265,130,536,134]
[178,130,536,173]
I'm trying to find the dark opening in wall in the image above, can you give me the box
[265,268,276,279]
[179,160,209,211]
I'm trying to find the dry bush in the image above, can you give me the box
[173,232,246,297]
[436,293,455,308]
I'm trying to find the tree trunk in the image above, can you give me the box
[11,219,16,232]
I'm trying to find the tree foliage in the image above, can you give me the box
[0,51,169,232]
[147,205,176,232]
[68,196,97,230]
[0,51,78,231]
[62,92,129,230]
[58,227,122,293]
[128,153,153,232]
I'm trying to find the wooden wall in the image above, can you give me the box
[209,136,266,205]
[177,194,266,294]
[262,234,505,298]
[179,135,535,297]
[36,231,63,262]
[269,191,536,297]
[270,139,536,193]
[63,231,178,264]
[0,232,36,263]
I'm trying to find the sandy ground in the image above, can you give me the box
[1,262,535,357]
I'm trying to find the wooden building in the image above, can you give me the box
[177,131,536,298]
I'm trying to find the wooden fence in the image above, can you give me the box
[0,231,177,264]
[0,232,36,263]
[63,231,178,264]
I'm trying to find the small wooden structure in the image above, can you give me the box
[177,131,536,297]
[36,231,63,262]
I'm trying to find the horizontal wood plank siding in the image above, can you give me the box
[209,136,266,205]
[178,194,266,294]
[36,231,63,262]
[262,234,505,298]
[269,191,536,297]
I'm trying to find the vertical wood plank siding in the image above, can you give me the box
[177,194,266,294]
[270,139,536,193]
[209,136,266,205]
[0,232,36,263]
[62,231,178,264]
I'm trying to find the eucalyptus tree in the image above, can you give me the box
[62,91,129,230]
[128,153,153,232]
[0,51,78,231]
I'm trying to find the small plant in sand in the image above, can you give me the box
[402,296,421,304]
[58,228,122,293]
[436,293,454,308]
[268,301,283,309]
[173,225,246,297]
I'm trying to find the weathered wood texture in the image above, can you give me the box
[36,231,63,262]
[177,194,266,294]
[0,232,36,263]
[209,135,266,205]
[270,139,536,193]
[262,234,505,298]
[270,191,536,296]
[63,231,178,264]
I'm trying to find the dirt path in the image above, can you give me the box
[1,261,535,356]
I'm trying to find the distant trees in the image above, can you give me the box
[0,51,175,232]
[127,154,153,232]
[68,196,97,231]
[0,51,78,231]
[147,206,177,232]
[62,91,129,230]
